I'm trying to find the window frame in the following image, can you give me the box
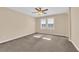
[40,17,54,30]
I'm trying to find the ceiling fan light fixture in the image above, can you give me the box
[36,12,43,15]
[32,7,48,16]
[38,12,43,15]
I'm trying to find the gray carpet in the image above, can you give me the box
[0,33,78,52]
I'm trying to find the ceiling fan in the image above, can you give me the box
[32,7,48,15]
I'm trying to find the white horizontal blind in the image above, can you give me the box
[40,17,54,29]
[41,18,46,29]
[47,18,54,29]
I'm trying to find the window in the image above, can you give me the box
[40,17,54,29]
[47,18,54,29]
[41,18,46,29]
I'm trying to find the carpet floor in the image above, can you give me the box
[0,33,78,52]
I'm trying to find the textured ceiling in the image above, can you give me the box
[8,7,68,17]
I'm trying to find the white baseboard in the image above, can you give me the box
[0,33,35,44]
[36,32,68,38]
[69,40,79,51]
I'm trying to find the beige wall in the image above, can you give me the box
[70,7,79,50]
[0,8,35,43]
[35,13,68,37]
[68,8,71,40]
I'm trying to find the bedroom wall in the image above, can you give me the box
[35,13,68,37]
[70,7,79,51]
[0,8,35,43]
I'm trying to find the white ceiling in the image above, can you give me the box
[8,7,68,17]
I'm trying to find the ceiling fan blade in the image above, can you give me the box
[39,7,41,11]
[35,8,40,11]
[42,9,48,11]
